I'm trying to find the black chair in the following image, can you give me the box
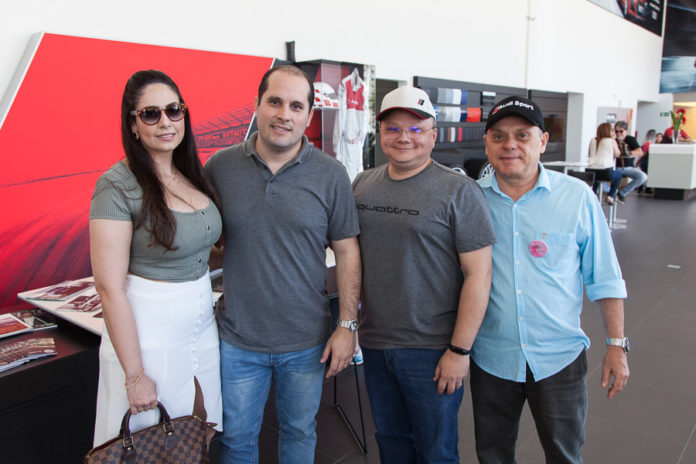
[567,170,595,188]
[585,168,624,229]
[544,164,566,173]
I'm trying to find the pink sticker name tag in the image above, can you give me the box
[529,240,548,258]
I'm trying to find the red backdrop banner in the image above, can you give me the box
[0,33,273,307]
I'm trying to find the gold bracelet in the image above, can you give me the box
[124,368,144,390]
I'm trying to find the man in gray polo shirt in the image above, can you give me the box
[205,65,361,464]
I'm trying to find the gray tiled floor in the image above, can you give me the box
[249,194,696,463]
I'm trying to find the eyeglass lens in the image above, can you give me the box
[137,103,186,125]
[384,127,431,137]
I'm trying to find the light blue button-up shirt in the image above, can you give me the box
[474,164,626,382]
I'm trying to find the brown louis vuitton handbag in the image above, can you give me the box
[84,401,208,464]
[85,378,213,464]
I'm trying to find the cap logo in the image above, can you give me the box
[514,100,535,111]
[492,99,535,115]
[418,99,424,105]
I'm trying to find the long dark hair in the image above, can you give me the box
[121,69,219,250]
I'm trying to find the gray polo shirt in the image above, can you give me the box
[205,133,360,352]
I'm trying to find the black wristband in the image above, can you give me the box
[448,344,471,356]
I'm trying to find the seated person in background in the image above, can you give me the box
[638,130,656,194]
[614,121,648,202]
[587,122,623,205]
[664,126,692,144]
[655,132,663,144]
[664,109,692,143]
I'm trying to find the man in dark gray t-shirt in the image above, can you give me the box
[205,65,361,464]
[352,86,496,463]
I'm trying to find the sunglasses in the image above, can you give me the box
[130,102,187,125]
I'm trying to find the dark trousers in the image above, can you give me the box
[470,351,588,464]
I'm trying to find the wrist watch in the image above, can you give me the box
[337,319,359,333]
[606,337,630,353]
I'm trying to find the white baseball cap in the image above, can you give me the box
[377,86,436,121]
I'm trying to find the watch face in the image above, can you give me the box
[339,319,358,333]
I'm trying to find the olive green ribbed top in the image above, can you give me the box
[89,161,221,282]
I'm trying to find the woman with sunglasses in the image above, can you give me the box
[89,70,222,446]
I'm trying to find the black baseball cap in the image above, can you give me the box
[485,96,545,132]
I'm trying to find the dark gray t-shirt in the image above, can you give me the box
[205,134,360,352]
[353,162,496,349]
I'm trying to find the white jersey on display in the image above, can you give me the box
[333,68,368,181]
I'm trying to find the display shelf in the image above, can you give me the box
[413,76,526,175]
[297,60,376,178]
[412,76,568,176]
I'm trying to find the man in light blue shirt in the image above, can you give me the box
[472,95,630,464]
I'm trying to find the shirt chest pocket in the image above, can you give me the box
[530,231,577,272]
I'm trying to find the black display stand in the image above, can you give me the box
[0,303,100,464]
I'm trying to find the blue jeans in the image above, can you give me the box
[616,166,648,197]
[363,348,463,464]
[218,340,325,464]
[591,168,623,198]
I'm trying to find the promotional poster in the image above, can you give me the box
[588,0,664,36]
[660,0,696,93]
[0,33,274,307]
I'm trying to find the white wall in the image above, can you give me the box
[637,93,674,143]
[1,0,664,160]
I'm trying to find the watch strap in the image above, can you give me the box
[337,319,358,333]
[605,337,629,352]
[447,344,471,356]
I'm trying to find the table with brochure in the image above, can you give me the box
[17,276,105,335]
[17,250,337,337]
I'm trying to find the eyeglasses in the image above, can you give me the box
[615,129,625,133]
[130,102,187,125]
[382,126,435,138]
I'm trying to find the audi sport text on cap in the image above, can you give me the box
[377,86,436,121]
[485,96,545,132]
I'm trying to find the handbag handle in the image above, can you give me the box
[118,402,178,458]
[119,402,171,437]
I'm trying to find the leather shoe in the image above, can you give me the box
[605,196,615,205]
